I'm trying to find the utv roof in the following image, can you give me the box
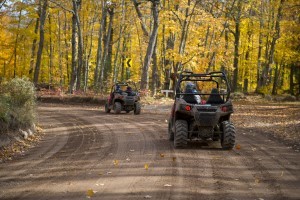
[115,82,129,86]
[178,71,228,81]
[175,71,231,100]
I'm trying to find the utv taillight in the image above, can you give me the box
[221,106,227,112]
[185,105,191,111]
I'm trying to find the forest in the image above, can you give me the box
[0,0,299,95]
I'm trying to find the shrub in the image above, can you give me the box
[0,94,10,131]
[0,77,36,131]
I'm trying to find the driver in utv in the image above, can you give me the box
[183,82,201,104]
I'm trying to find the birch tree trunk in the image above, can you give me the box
[94,1,106,90]
[69,10,77,93]
[151,39,158,95]
[140,0,160,90]
[74,0,83,90]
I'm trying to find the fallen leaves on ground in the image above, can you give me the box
[113,160,119,166]
[86,189,95,198]
[144,164,149,170]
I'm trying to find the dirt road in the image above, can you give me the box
[0,103,299,200]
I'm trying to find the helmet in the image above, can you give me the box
[126,86,132,91]
[186,82,197,90]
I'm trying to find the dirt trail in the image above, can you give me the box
[0,103,299,200]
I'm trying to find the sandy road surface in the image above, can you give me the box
[0,103,299,200]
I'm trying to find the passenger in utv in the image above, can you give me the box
[125,86,134,96]
[206,88,224,104]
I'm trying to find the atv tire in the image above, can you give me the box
[105,103,111,113]
[114,102,122,114]
[221,121,235,150]
[168,121,174,141]
[174,120,188,148]
[134,102,141,115]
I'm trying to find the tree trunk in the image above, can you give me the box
[94,1,106,90]
[58,10,63,88]
[69,10,77,93]
[140,0,160,90]
[256,2,264,91]
[74,0,83,90]
[29,17,39,77]
[132,0,149,37]
[272,63,279,95]
[48,14,53,86]
[113,0,126,83]
[63,11,70,85]
[99,6,114,91]
[175,0,192,73]
[151,39,158,96]
[13,9,22,78]
[232,0,242,92]
[262,0,284,88]
[290,64,294,95]
[84,16,96,92]
[33,0,48,85]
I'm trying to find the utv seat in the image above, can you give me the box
[206,88,224,104]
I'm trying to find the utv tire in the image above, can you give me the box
[114,102,122,114]
[168,121,174,141]
[174,120,188,148]
[105,103,111,113]
[221,121,236,150]
[134,102,141,115]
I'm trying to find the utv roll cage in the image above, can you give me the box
[175,71,231,102]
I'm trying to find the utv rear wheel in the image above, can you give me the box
[105,103,111,113]
[114,102,122,114]
[134,102,141,115]
[168,121,174,141]
[174,120,188,148]
[221,121,235,150]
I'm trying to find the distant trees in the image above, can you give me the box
[0,0,299,95]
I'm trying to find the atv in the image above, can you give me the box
[105,82,141,114]
[168,71,236,149]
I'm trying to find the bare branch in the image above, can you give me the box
[0,0,7,10]
[131,0,149,37]
[171,10,182,27]
[48,0,74,14]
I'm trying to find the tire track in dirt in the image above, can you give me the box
[0,103,299,200]
[0,107,114,200]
